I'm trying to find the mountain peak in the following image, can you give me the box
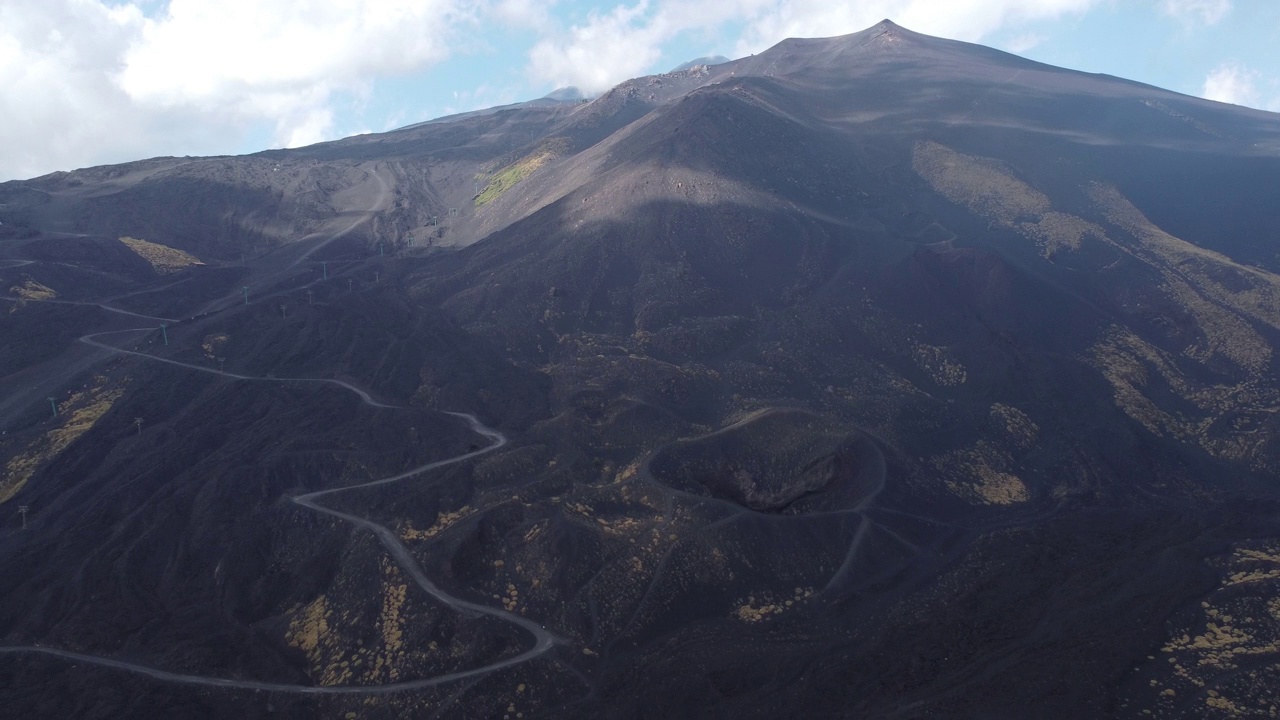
[865,18,917,43]
[543,86,585,102]
[670,55,732,73]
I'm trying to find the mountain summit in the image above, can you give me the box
[2,21,1280,719]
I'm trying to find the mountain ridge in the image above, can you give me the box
[2,20,1280,719]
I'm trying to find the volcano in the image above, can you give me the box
[2,19,1280,719]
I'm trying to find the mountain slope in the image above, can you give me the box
[2,19,1280,720]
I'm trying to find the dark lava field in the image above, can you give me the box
[2,20,1280,719]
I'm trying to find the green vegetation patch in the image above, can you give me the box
[1,377,124,504]
[475,139,569,208]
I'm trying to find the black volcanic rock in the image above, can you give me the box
[669,55,731,73]
[648,409,875,512]
[3,20,1280,720]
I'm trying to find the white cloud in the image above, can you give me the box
[491,0,555,31]
[0,1,146,179]
[1201,62,1262,107]
[1160,0,1231,26]
[1004,32,1046,54]
[119,0,467,143]
[118,0,463,106]
[11,0,1250,182]
[528,0,799,92]
[527,0,1100,95]
[529,2,667,94]
[0,0,475,181]
[283,108,336,149]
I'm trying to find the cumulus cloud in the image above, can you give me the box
[9,0,1246,182]
[0,0,473,180]
[1,1,147,180]
[118,0,470,147]
[283,107,337,149]
[1160,0,1231,26]
[529,2,670,94]
[1201,63,1261,107]
[1004,32,1047,54]
[490,0,555,31]
[118,0,462,107]
[526,0,1099,94]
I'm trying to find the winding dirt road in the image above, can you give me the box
[289,166,392,269]
[0,327,562,693]
[0,294,176,324]
[79,328,396,408]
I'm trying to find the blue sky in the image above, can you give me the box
[0,0,1276,181]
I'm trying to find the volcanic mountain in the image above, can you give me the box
[2,19,1280,719]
